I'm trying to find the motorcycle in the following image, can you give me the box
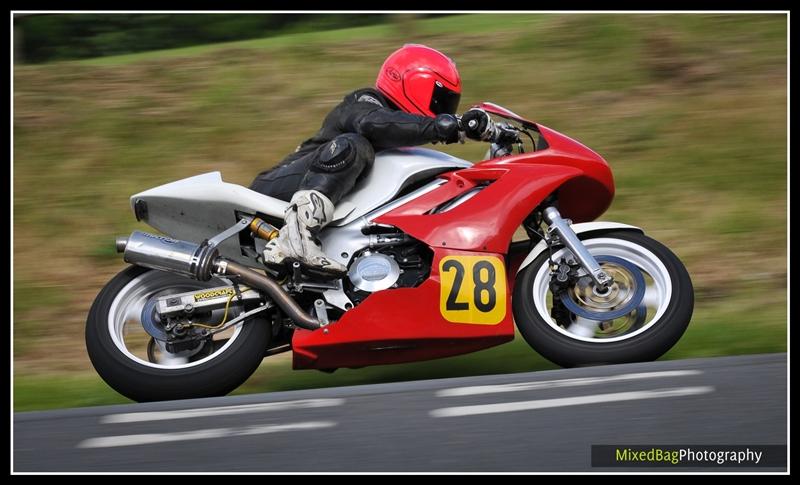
[86,103,694,402]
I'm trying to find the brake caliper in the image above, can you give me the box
[548,258,581,327]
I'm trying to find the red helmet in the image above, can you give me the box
[375,44,461,117]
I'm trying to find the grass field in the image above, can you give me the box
[13,13,787,411]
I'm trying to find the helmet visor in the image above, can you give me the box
[429,82,461,116]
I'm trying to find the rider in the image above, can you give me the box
[250,44,492,273]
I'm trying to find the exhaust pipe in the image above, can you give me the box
[214,260,321,330]
[117,231,321,330]
[119,231,218,281]
[115,237,128,253]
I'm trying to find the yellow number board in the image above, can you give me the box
[439,255,507,325]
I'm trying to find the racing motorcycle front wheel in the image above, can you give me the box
[513,231,693,367]
[86,265,271,402]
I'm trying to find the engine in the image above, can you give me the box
[344,242,432,305]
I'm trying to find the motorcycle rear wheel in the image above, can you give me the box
[513,231,693,367]
[86,265,271,402]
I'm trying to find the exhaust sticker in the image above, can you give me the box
[439,256,507,325]
[194,287,236,302]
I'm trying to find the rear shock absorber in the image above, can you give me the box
[250,218,280,242]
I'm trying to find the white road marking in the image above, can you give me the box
[78,421,336,448]
[100,398,345,424]
[436,370,702,397]
[430,386,714,418]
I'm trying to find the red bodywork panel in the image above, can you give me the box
[374,123,614,251]
[292,113,615,370]
[292,248,515,370]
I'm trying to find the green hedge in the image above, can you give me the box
[15,14,427,63]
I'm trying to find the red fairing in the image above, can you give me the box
[536,123,615,222]
[374,123,614,252]
[292,248,515,370]
[292,114,615,370]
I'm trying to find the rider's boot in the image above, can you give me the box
[263,190,346,274]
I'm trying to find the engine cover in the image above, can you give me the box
[347,252,401,292]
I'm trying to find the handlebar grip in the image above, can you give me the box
[457,111,495,142]
[458,111,521,145]
[471,118,500,142]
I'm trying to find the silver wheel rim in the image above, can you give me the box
[107,270,244,369]
[531,237,672,343]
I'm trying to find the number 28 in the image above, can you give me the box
[438,256,507,325]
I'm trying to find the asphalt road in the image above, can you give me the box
[13,353,787,472]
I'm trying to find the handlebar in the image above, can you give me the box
[456,114,522,146]
[486,121,522,146]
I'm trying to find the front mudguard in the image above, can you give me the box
[515,222,644,274]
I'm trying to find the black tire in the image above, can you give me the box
[86,265,271,402]
[513,231,693,367]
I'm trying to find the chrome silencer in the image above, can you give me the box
[118,231,219,281]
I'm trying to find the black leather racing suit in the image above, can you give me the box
[250,87,459,204]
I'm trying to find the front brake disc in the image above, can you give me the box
[558,255,645,321]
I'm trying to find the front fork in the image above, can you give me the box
[543,207,613,289]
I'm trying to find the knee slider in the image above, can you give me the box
[314,134,374,173]
[315,136,354,173]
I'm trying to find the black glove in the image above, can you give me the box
[433,114,461,144]
[460,108,492,141]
